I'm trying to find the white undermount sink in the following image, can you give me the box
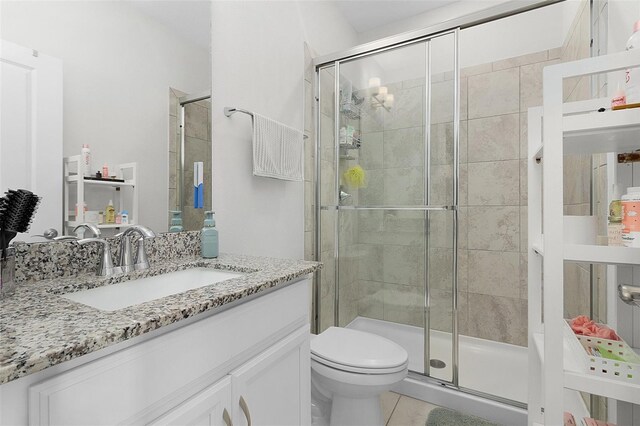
[62,268,244,311]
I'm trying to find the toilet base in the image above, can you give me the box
[330,395,383,426]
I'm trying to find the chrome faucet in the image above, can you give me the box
[77,238,122,276]
[73,223,102,238]
[117,225,156,273]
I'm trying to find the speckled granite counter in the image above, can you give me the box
[0,253,320,385]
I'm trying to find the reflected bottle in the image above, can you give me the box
[169,210,183,233]
[201,211,218,258]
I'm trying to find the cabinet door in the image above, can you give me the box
[149,376,232,426]
[231,326,310,426]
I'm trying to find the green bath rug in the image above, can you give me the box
[425,407,499,426]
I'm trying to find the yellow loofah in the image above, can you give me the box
[342,165,366,188]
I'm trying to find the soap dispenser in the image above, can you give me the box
[201,211,218,258]
[169,210,183,233]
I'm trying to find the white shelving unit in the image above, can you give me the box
[64,155,138,235]
[528,50,640,425]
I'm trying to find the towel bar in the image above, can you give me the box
[224,107,308,139]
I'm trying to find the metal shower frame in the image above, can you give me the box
[312,0,563,409]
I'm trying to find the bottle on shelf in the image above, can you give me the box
[120,210,129,225]
[81,144,92,177]
[102,163,109,179]
[105,200,116,224]
[201,211,219,258]
[608,184,624,246]
[621,186,640,247]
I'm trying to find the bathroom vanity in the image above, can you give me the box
[0,246,319,426]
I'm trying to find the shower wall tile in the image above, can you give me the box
[459,163,468,206]
[358,280,384,320]
[519,252,528,300]
[467,114,520,162]
[519,159,528,206]
[460,76,468,121]
[184,103,209,140]
[492,50,549,72]
[458,291,470,336]
[430,79,454,125]
[383,244,425,287]
[430,288,453,332]
[430,164,453,206]
[305,181,313,233]
[383,283,423,327]
[460,62,492,78]
[459,120,468,164]
[467,160,520,206]
[320,69,335,118]
[429,211,455,249]
[359,169,384,206]
[169,152,177,189]
[467,294,527,346]
[320,114,335,163]
[383,85,424,130]
[467,206,520,252]
[304,80,313,133]
[520,59,560,112]
[519,112,529,159]
[383,167,424,205]
[320,210,336,253]
[468,249,520,298]
[520,207,528,255]
[457,249,468,292]
[458,208,468,250]
[358,244,384,282]
[467,67,519,119]
[431,122,454,166]
[359,131,384,170]
[428,248,454,290]
[383,127,424,169]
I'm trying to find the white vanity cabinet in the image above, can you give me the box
[15,278,311,426]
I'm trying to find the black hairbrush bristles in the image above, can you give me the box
[0,189,41,253]
[1,189,40,233]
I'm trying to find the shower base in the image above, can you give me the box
[347,317,588,425]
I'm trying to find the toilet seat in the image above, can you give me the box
[311,327,408,375]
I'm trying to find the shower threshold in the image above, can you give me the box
[346,316,527,403]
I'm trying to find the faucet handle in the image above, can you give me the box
[134,237,151,271]
[73,223,102,238]
[77,238,121,276]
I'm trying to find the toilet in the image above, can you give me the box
[310,327,409,426]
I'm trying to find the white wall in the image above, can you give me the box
[211,1,357,259]
[0,1,210,234]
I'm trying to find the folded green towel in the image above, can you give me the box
[425,407,499,426]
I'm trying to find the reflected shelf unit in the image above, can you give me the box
[528,50,640,426]
[64,155,138,234]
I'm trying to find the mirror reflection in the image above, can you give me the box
[0,0,211,240]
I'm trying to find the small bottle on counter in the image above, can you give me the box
[201,211,219,258]
[169,210,183,232]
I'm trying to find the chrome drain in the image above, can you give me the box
[430,359,446,369]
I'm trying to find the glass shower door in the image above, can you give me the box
[318,32,458,382]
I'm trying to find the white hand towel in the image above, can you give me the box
[252,113,303,181]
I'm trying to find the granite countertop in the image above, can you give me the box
[0,253,320,385]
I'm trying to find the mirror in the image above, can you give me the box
[0,0,211,240]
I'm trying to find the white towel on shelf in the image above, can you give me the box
[252,113,303,181]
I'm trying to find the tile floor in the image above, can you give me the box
[380,392,440,426]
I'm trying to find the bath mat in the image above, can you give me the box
[425,407,499,426]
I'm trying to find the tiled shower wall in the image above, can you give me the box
[168,88,212,232]
[306,0,594,345]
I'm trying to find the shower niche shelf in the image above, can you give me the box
[528,50,640,426]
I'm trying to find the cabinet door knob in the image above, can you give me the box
[223,408,233,426]
[239,396,252,426]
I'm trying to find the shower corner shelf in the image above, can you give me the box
[528,49,640,426]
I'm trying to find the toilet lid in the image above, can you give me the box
[311,327,408,371]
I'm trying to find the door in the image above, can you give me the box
[149,377,233,426]
[318,31,458,382]
[230,326,310,426]
[0,40,63,239]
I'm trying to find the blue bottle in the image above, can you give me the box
[201,211,219,258]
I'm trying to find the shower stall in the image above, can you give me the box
[314,26,529,422]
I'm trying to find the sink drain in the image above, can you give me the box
[430,359,446,369]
